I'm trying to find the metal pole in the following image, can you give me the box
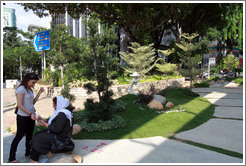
[44,51,46,78]
[41,51,44,79]
[208,59,210,79]
[20,56,22,80]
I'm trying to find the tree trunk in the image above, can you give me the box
[190,79,193,89]
[119,28,130,68]
[60,64,64,88]
[60,45,64,88]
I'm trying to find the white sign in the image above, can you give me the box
[209,58,216,66]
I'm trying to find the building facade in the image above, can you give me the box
[51,12,87,38]
[3,7,16,28]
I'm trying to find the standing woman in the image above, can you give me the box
[8,73,44,163]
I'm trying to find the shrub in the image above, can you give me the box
[61,83,76,102]
[73,110,88,123]
[225,76,234,82]
[111,100,127,113]
[137,93,153,105]
[158,87,200,97]
[194,82,210,88]
[79,114,126,133]
[116,76,131,85]
[208,76,220,82]
[234,78,243,84]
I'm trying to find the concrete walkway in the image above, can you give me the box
[1,85,244,164]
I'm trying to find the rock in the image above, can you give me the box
[45,153,82,163]
[72,124,82,135]
[147,100,163,110]
[72,154,83,163]
[153,95,166,104]
[166,101,174,108]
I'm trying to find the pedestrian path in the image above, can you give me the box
[1,86,244,163]
[175,87,244,154]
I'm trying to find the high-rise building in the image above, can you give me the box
[3,7,16,28]
[52,12,87,38]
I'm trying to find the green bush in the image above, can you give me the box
[115,74,182,85]
[116,76,131,85]
[208,76,220,82]
[73,110,88,123]
[194,81,210,88]
[158,87,200,97]
[225,76,234,82]
[61,83,76,102]
[111,100,127,113]
[137,93,153,105]
[234,78,243,84]
[79,114,126,133]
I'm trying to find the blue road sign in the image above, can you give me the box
[33,30,50,51]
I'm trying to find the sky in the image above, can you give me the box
[3,2,51,32]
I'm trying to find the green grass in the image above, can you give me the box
[73,88,215,140]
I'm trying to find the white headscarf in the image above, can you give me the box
[48,96,73,127]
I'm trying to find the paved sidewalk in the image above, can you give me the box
[175,87,244,154]
[2,86,244,164]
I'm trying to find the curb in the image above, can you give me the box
[3,102,16,108]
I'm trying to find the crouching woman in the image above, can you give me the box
[30,96,74,163]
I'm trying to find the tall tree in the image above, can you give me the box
[221,3,243,50]
[81,14,119,123]
[176,33,202,88]
[119,42,159,77]
[48,24,83,87]
[3,27,41,79]
[20,3,231,49]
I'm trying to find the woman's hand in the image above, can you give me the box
[31,113,36,120]
[38,120,48,128]
[36,114,43,121]
[39,87,45,94]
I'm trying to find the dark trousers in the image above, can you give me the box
[8,115,35,162]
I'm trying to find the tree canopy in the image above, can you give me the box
[19,3,242,50]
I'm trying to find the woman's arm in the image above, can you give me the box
[39,113,67,134]
[33,87,44,105]
[16,93,36,120]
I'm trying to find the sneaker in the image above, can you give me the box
[8,160,19,163]
[25,154,31,158]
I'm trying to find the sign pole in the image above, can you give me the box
[20,56,22,80]
[44,51,46,78]
[41,51,44,79]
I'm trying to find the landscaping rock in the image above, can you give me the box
[72,124,82,135]
[147,100,163,110]
[166,101,174,108]
[153,95,166,104]
[45,153,82,163]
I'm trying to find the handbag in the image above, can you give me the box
[15,106,18,114]
[50,135,75,153]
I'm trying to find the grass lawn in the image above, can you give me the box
[72,88,215,140]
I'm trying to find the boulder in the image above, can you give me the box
[45,153,82,163]
[147,100,163,110]
[166,101,174,108]
[72,124,82,135]
[153,95,166,104]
